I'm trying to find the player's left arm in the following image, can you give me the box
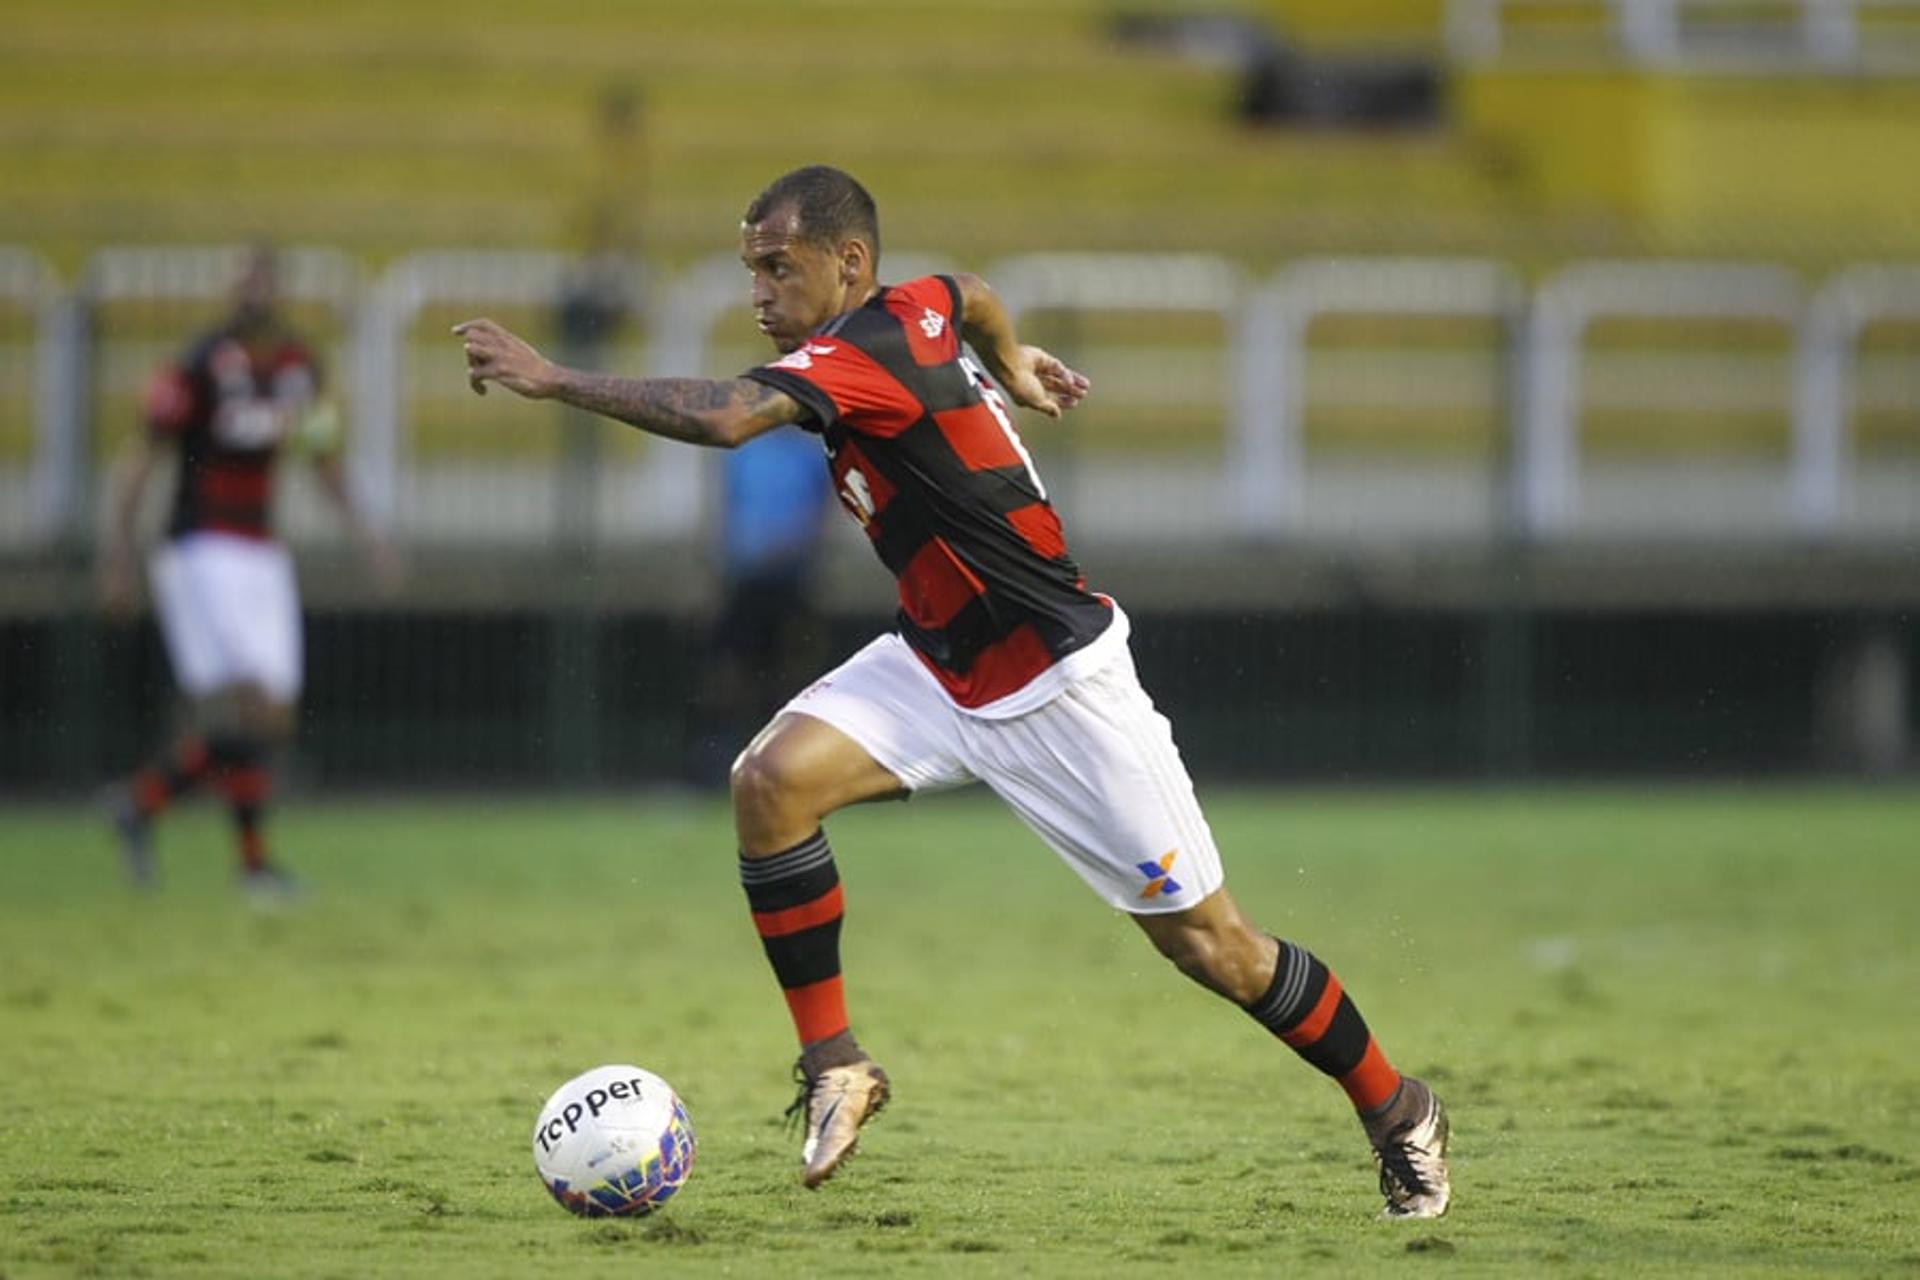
[286,349,404,590]
[454,317,802,448]
[951,273,1090,418]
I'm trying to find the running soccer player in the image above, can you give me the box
[102,245,396,901]
[454,165,1451,1219]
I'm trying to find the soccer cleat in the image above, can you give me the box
[786,1059,890,1189]
[106,788,156,889]
[239,865,305,909]
[1369,1076,1451,1220]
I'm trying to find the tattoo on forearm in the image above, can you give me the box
[559,374,786,445]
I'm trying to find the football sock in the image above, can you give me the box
[1245,938,1402,1114]
[740,829,849,1048]
[207,733,272,873]
[131,734,213,817]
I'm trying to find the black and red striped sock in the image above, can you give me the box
[740,829,848,1048]
[1246,939,1402,1115]
[130,734,212,818]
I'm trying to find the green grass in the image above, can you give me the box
[3,786,1918,1277]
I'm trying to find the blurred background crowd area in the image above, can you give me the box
[1,0,1916,789]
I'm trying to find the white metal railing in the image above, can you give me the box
[1796,264,1920,528]
[994,253,1242,318]
[1519,260,1805,532]
[995,253,1244,536]
[1,248,67,540]
[1449,0,1920,72]
[1236,258,1526,535]
[356,250,578,531]
[7,245,1919,549]
[84,245,362,310]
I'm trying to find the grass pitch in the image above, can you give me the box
[2,786,1917,1278]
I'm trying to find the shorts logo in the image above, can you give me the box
[1135,849,1181,900]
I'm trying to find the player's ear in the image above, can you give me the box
[839,238,869,285]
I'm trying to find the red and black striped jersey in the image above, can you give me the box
[744,275,1116,714]
[145,324,322,542]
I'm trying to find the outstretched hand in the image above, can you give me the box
[997,345,1090,418]
[453,318,558,400]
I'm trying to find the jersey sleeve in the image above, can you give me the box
[742,363,835,434]
[882,275,964,369]
[893,274,963,330]
[743,338,924,439]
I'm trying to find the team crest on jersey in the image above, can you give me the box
[918,308,945,339]
[771,341,836,372]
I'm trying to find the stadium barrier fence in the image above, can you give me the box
[5,244,1918,549]
[0,245,1914,789]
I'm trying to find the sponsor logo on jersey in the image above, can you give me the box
[1135,849,1182,900]
[770,341,837,372]
[918,308,945,339]
[839,468,876,526]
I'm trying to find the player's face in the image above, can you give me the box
[741,207,859,354]
[231,247,281,336]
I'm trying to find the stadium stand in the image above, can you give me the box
[0,1,1549,269]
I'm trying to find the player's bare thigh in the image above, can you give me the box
[731,711,908,856]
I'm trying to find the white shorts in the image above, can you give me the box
[784,627,1224,914]
[150,532,302,702]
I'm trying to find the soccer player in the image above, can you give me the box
[102,245,396,902]
[455,165,1451,1218]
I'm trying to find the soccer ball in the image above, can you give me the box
[532,1064,696,1217]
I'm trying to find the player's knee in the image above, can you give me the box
[208,683,293,743]
[728,740,795,822]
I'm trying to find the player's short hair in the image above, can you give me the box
[745,165,881,262]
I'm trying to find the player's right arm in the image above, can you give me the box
[101,437,159,616]
[454,317,801,448]
[101,362,190,615]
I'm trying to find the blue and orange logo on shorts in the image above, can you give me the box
[1136,850,1182,900]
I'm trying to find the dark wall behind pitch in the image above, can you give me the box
[3,607,1912,793]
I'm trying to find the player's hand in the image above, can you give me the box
[998,345,1090,418]
[453,318,559,400]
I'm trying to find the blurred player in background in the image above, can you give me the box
[101,244,397,902]
[454,165,1450,1219]
[687,426,835,787]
